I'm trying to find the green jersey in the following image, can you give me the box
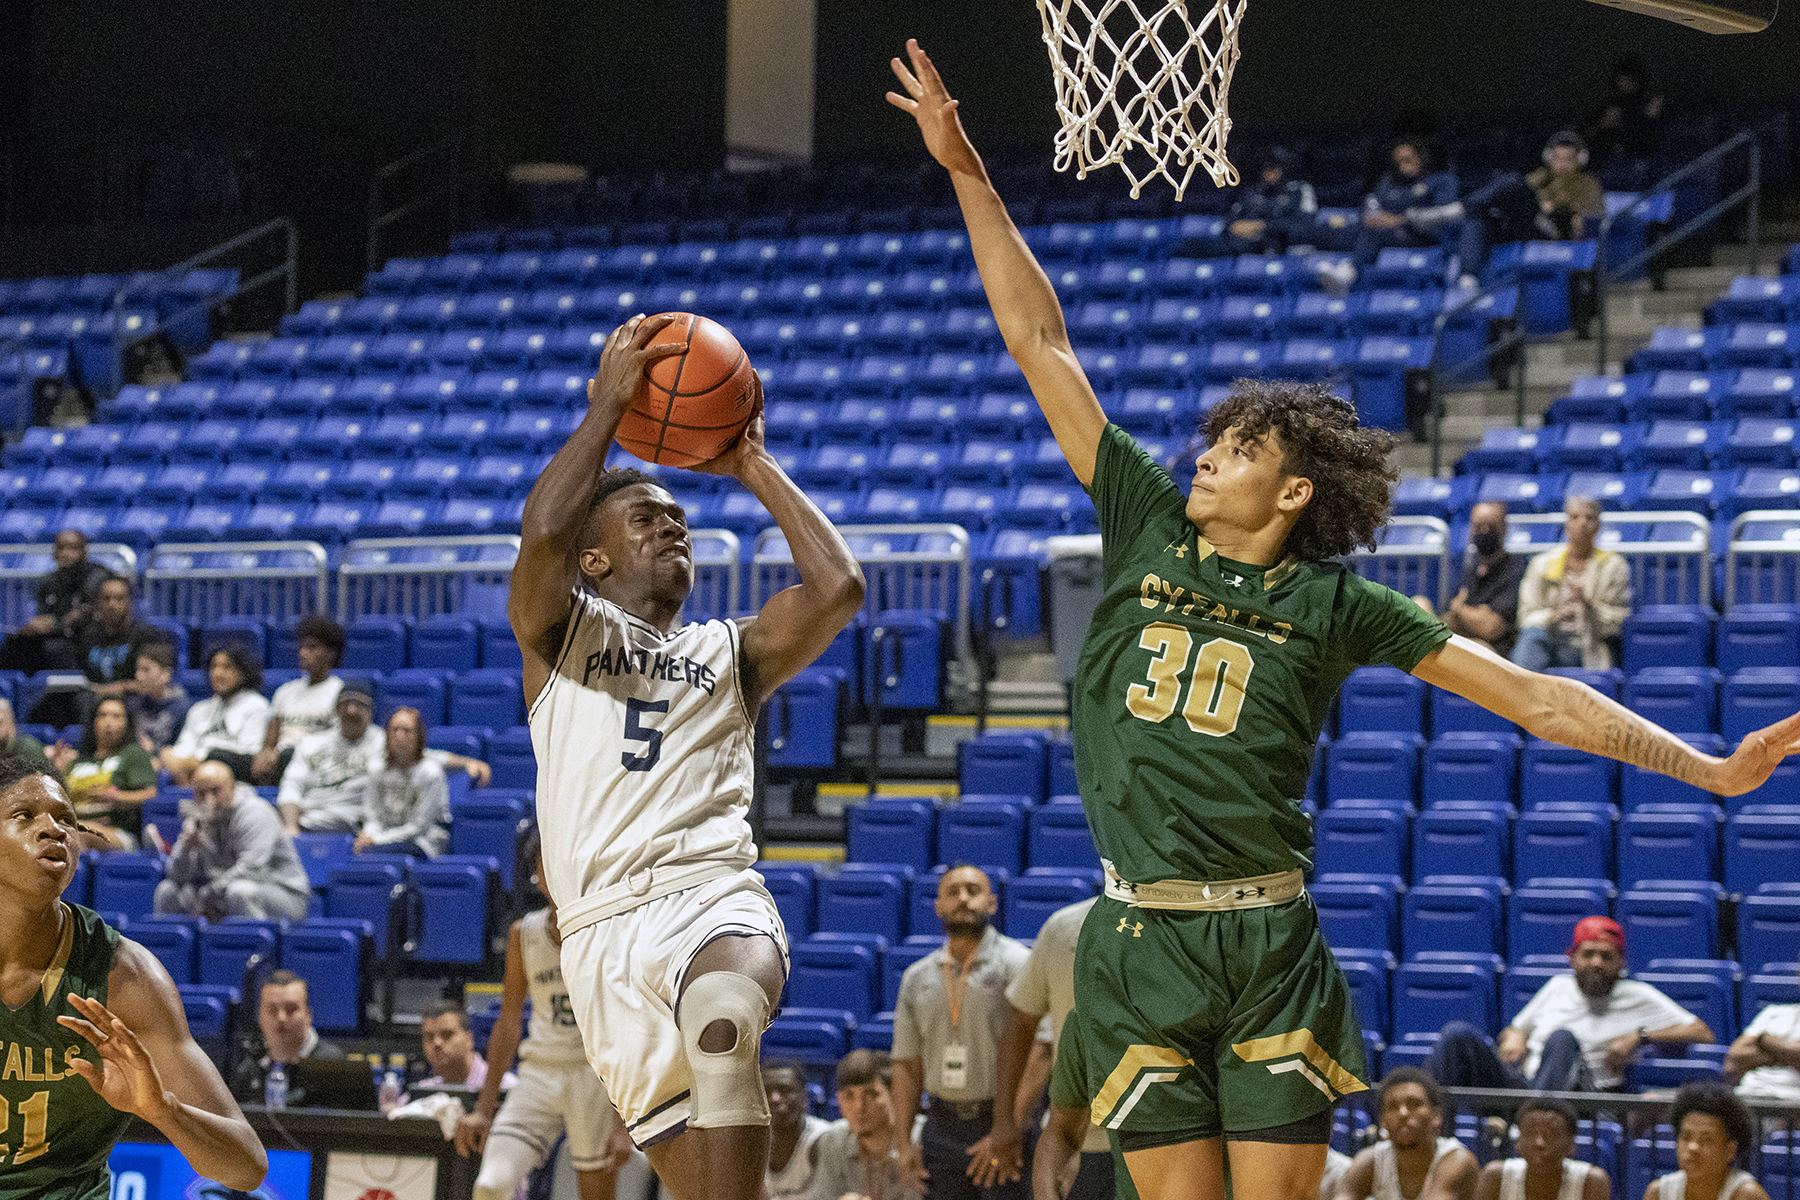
[0,905,129,1200]
[1074,424,1450,884]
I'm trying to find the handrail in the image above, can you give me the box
[1595,129,1762,372]
[106,217,299,395]
[1426,266,1529,477]
[367,137,463,277]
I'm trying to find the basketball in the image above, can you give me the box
[614,312,760,468]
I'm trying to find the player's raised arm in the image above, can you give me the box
[888,38,1107,485]
[510,315,685,703]
[1414,635,1800,796]
[62,940,266,1191]
[692,382,864,709]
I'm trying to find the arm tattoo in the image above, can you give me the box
[1546,675,1713,788]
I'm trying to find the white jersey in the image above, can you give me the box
[1498,1158,1592,1200]
[517,908,584,1065]
[1656,1169,1757,1200]
[766,1114,830,1199]
[1372,1138,1464,1200]
[529,590,756,936]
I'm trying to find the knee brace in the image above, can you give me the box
[677,971,770,1129]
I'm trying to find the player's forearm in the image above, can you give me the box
[734,454,863,611]
[520,396,629,552]
[475,1012,524,1116]
[1030,1114,1084,1200]
[947,170,1074,363]
[1530,673,1722,790]
[145,1095,267,1191]
[889,1058,925,1146]
[988,1005,1039,1136]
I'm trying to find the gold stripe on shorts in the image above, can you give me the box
[1091,1045,1193,1127]
[1231,1029,1367,1096]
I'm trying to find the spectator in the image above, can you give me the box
[0,530,112,675]
[1471,1097,1609,1200]
[0,698,49,769]
[1227,146,1318,254]
[49,696,157,851]
[1355,139,1463,265]
[1583,55,1664,189]
[277,679,382,836]
[889,864,1031,1200]
[1333,1068,1478,1200]
[253,615,346,786]
[988,896,1101,1196]
[1512,496,1630,671]
[125,640,190,753]
[765,1060,831,1200]
[1724,962,1800,1102]
[1528,132,1606,241]
[161,643,272,784]
[230,969,347,1104]
[415,1000,515,1092]
[1645,1081,1769,1200]
[1429,916,1712,1094]
[33,576,169,729]
[154,760,310,921]
[357,707,449,858]
[808,1049,925,1200]
[1441,502,1528,659]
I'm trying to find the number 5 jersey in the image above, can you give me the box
[1074,424,1451,886]
[529,590,758,934]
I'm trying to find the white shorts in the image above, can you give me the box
[487,1059,619,1172]
[560,867,788,1148]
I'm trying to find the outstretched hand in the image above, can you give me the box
[1713,710,1800,796]
[57,993,171,1120]
[887,39,984,178]
[587,313,687,415]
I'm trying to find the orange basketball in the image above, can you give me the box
[614,312,759,467]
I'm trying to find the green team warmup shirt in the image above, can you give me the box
[0,904,129,1200]
[1075,424,1451,885]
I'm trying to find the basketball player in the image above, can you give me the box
[508,313,865,1200]
[889,38,1800,1200]
[0,754,267,1200]
[455,834,635,1200]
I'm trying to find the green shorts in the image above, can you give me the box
[1072,892,1369,1141]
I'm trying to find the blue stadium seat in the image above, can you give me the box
[177,984,239,1056]
[483,727,535,791]
[846,799,936,873]
[450,669,524,728]
[446,793,526,892]
[479,623,523,670]
[1027,801,1099,872]
[1632,328,1718,373]
[1520,738,1620,810]
[1715,606,1800,676]
[765,668,845,771]
[279,923,365,1035]
[755,865,817,942]
[1507,885,1611,964]
[1421,733,1519,809]
[410,858,493,965]
[323,864,405,959]
[1004,873,1096,941]
[1338,951,1395,1041]
[1514,806,1615,882]
[1720,368,1798,420]
[1326,732,1423,806]
[1314,807,1409,880]
[762,1010,853,1071]
[1720,667,1800,744]
[1634,972,1737,1042]
[1618,887,1721,972]
[788,939,880,1021]
[882,939,941,1012]
[959,734,1049,803]
[937,800,1027,877]
[1623,667,1720,734]
[344,616,409,674]
[1312,881,1401,957]
[1618,810,1722,888]
[1413,808,1510,882]
[1620,732,1728,810]
[1720,418,1800,469]
[1403,885,1504,959]
[1725,816,1800,898]
[1393,960,1499,1039]
[1716,325,1796,371]
[133,922,197,985]
[375,669,448,726]
[864,611,945,710]
[92,854,162,917]
[291,832,355,892]
[409,616,479,672]
[1620,606,1714,672]
[1338,666,1427,736]
[817,870,910,945]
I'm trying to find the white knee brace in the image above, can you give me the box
[677,971,770,1129]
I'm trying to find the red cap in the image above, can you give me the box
[1567,915,1625,956]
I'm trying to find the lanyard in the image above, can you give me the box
[942,952,975,1028]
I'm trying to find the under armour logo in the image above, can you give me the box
[1116,917,1143,937]
[1225,573,1245,587]
[1234,886,1267,900]
[1165,541,1187,558]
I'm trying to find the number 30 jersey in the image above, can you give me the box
[529,590,756,928]
[1074,425,1450,887]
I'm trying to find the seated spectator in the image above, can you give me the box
[41,576,168,729]
[1645,1081,1770,1200]
[1429,916,1712,1094]
[154,760,310,921]
[230,969,347,1104]
[125,641,190,753]
[1441,501,1527,658]
[1582,54,1664,190]
[1333,1068,1478,1200]
[1354,139,1463,265]
[764,1060,830,1200]
[1724,961,1800,1102]
[0,699,49,769]
[253,614,346,786]
[809,1049,924,1200]
[278,679,381,836]
[0,530,112,675]
[356,707,449,858]
[1512,496,1630,671]
[1528,132,1606,241]
[1227,146,1318,255]
[161,643,272,785]
[49,696,157,852]
[1470,1097,1609,1200]
[414,999,515,1093]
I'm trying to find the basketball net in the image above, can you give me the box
[1037,0,1247,200]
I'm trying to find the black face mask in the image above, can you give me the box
[1471,528,1504,557]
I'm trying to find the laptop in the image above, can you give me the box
[288,1058,380,1112]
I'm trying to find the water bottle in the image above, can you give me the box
[378,1053,406,1114]
[263,1062,288,1112]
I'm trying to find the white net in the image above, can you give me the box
[1037,0,1247,200]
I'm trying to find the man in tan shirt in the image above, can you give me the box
[1527,133,1606,241]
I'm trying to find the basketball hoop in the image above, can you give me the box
[1036,0,1248,201]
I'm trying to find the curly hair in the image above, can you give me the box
[207,641,264,697]
[1201,380,1398,562]
[1670,1080,1753,1163]
[295,614,347,667]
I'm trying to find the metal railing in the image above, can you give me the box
[686,530,743,624]
[1349,516,1452,611]
[1726,509,1800,609]
[0,544,136,629]
[1596,129,1762,373]
[1507,510,1712,608]
[337,536,520,624]
[143,542,327,627]
[368,137,463,277]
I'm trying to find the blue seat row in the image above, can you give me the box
[841,795,1099,876]
[1547,368,1800,423]
[1463,417,1800,474]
